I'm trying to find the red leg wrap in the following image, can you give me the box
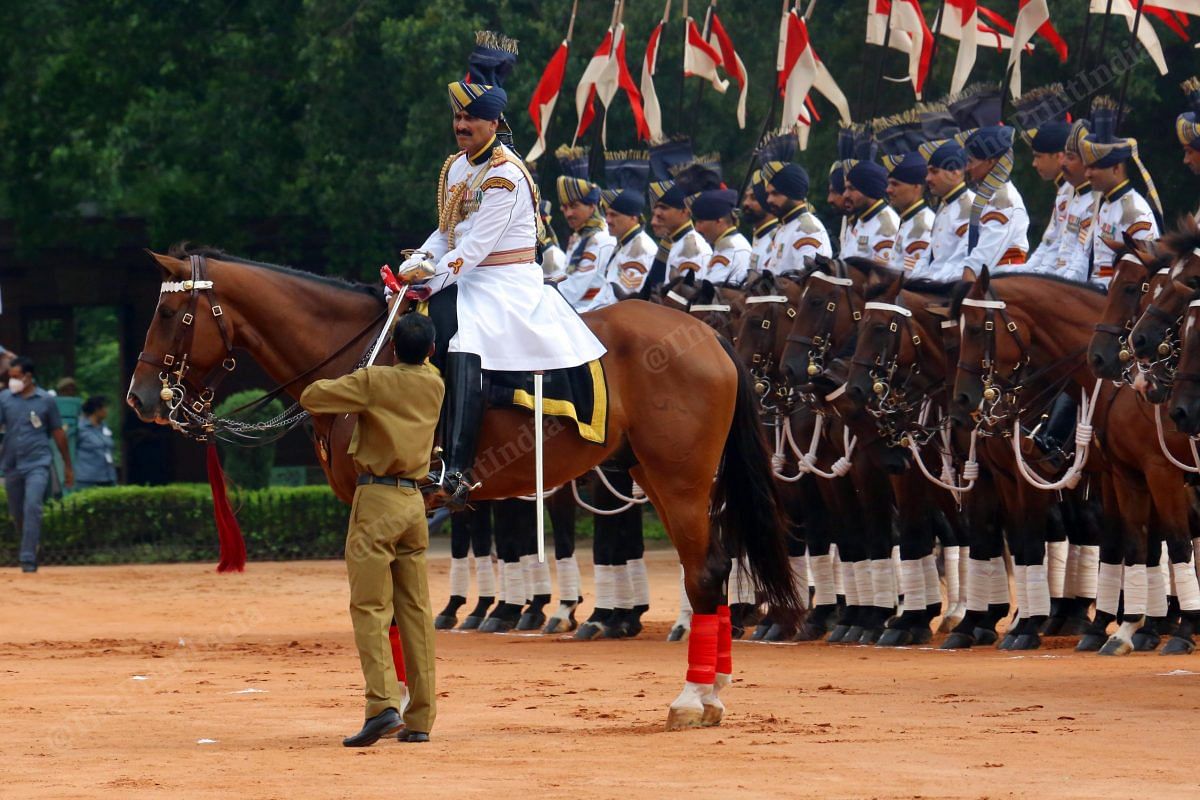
[389,624,406,683]
[716,605,733,675]
[686,613,719,685]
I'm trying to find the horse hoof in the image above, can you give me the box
[667,625,690,642]
[749,622,771,641]
[602,622,629,639]
[1132,632,1161,652]
[910,626,933,645]
[1012,634,1041,651]
[433,614,458,630]
[762,623,791,642]
[996,633,1016,651]
[700,703,724,727]
[458,615,486,631]
[837,625,864,645]
[973,628,999,647]
[938,616,964,634]
[1160,636,1196,656]
[575,622,606,641]
[1098,636,1133,656]
[1075,633,1107,652]
[858,627,884,645]
[665,706,704,731]
[480,616,515,634]
[1041,616,1066,636]
[825,624,850,644]
[515,611,546,631]
[542,617,566,634]
[876,628,913,648]
[792,622,827,642]
[940,632,976,650]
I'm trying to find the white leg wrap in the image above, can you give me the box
[1077,545,1100,599]
[1046,540,1068,599]
[519,555,536,603]
[922,554,941,608]
[840,559,859,606]
[628,558,651,607]
[989,556,1011,606]
[475,554,497,598]
[810,553,837,606]
[899,559,925,614]
[1147,560,1168,618]
[958,545,971,607]
[1011,564,1027,622]
[1026,563,1051,617]
[448,557,470,598]
[530,555,553,596]
[1123,563,1148,618]
[613,563,634,610]
[854,560,873,607]
[593,564,617,610]
[1173,561,1200,611]
[966,557,989,613]
[870,558,896,609]
[504,559,526,606]
[556,555,581,602]
[832,545,845,596]
[891,546,902,605]
[788,557,809,610]
[1096,562,1123,616]
[943,546,961,613]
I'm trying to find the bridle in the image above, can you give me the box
[1093,252,1169,387]
[850,299,934,448]
[785,266,862,382]
[955,296,1032,434]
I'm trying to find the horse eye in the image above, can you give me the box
[158,306,176,319]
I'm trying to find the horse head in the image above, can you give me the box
[845,270,907,409]
[1130,218,1200,363]
[1088,234,1169,381]
[778,256,876,388]
[1169,296,1200,435]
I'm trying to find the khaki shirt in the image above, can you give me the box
[300,363,444,480]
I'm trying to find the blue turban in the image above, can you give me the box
[448,81,508,121]
[964,126,1015,161]
[690,189,739,221]
[847,161,888,199]
[609,190,645,217]
[888,151,928,186]
[768,163,810,200]
[828,162,846,193]
[1030,122,1071,154]
[928,141,966,171]
[655,181,688,209]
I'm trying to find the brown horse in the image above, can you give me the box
[126,248,801,730]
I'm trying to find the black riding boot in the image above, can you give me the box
[1034,393,1077,466]
[442,352,487,511]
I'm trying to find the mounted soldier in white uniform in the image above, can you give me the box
[554,145,616,312]
[691,189,752,285]
[399,32,605,509]
[1012,85,1074,275]
[601,150,656,295]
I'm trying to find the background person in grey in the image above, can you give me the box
[2,357,74,571]
[74,396,117,489]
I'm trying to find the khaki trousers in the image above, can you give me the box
[345,483,436,731]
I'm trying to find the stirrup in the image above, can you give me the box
[438,471,481,512]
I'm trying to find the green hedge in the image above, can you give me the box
[0,483,348,566]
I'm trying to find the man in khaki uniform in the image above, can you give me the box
[300,313,445,746]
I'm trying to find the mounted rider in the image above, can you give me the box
[399,31,605,509]
[554,145,616,312]
[873,113,932,274]
[1055,119,1100,283]
[763,161,832,273]
[1012,85,1074,276]
[691,188,751,285]
[645,140,714,285]
[1176,76,1200,212]
[961,125,1030,273]
[843,159,899,264]
[916,99,974,282]
[743,170,780,273]
[601,150,656,294]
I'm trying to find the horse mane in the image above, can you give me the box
[168,243,383,299]
[948,270,1104,319]
[1161,216,1200,261]
[866,277,962,302]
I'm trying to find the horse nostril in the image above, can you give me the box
[1090,352,1104,369]
[1131,333,1146,353]
[954,393,970,408]
[1170,405,1189,425]
[127,392,142,410]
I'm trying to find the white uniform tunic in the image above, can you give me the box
[1025,176,1072,274]
[890,201,934,274]
[963,181,1030,274]
[769,203,833,273]
[1089,181,1159,287]
[1052,181,1098,283]
[418,141,606,371]
[749,219,779,274]
[540,243,567,279]
[704,228,753,285]
[606,225,657,294]
[920,183,974,281]
[839,213,857,257]
[559,223,617,312]
[665,222,712,281]
[842,199,899,264]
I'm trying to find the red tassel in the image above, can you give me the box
[206,443,246,573]
[389,624,406,684]
[686,613,719,685]
[716,605,733,676]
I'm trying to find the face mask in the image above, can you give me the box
[8,378,24,394]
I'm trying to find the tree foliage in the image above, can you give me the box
[1,1,1196,276]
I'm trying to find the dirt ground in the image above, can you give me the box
[3,546,1200,800]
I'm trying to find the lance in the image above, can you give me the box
[737,0,800,200]
[925,0,947,95]
[1114,0,1146,129]
[1094,0,1118,73]
[868,0,897,120]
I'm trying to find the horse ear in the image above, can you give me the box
[146,250,185,279]
[886,269,904,299]
[961,266,978,284]
[977,264,991,294]
[1107,234,1129,255]
[683,270,696,287]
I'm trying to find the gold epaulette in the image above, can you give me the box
[491,146,507,168]
[436,151,462,231]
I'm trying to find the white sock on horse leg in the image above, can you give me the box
[832,546,845,596]
[1124,564,1148,618]
[958,546,971,608]
[966,557,989,613]
[1046,540,1068,600]
[1064,544,1080,598]
[475,554,497,598]
[870,558,895,609]
[555,556,581,603]
[1026,563,1051,618]
[943,546,961,613]
[1172,561,1200,611]
[788,556,809,610]
[613,563,635,610]
[1011,564,1027,622]
[519,555,536,603]
[853,560,873,608]
[899,558,924,614]
[839,559,857,606]
[678,566,693,615]
[449,557,470,598]
[1077,546,1100,599]
[529,555,553,596]
[891,546,902,606]
[922,554,941,608]
[1147,559,1168,618]
[810,554,837,607]
[628,558,651,607]
[805,552,815,593]
[735,557,757,605]
[1096,562,1123,616]
[988,556,1010,606]
[504,559,526,606]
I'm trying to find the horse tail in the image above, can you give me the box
[713,336,803,623]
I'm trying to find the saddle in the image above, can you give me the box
[488,360,609,446]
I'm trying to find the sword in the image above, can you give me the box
[366,264,407,367]
[534,370,545,563]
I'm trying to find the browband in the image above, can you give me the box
[811,271,854,287]
[666,290,690,306]
[745,295,789,305]
[690,304,731,313]
[864,301,912,317]
[161,280,214,293]
[960,297,1007,309]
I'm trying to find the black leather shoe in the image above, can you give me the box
[396,727,430,743]
[342,708,402,747]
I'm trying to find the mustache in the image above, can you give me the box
[455,128,472,137]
